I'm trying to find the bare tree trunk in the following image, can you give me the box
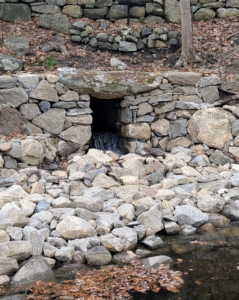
[175,0,201,68]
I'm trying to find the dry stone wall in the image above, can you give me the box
[1,1,239,55]
[0,70,239,168]
[117,71,239,165]
[0,0,239,24]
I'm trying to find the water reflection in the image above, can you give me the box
[133,225,239,300]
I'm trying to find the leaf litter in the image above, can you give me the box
[0,14,239,76]
[26,263,184,300]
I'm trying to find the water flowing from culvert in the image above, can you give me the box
[90,131,124,156]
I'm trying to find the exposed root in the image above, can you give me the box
[175,51,202,68]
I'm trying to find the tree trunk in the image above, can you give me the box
[175,0,201,68]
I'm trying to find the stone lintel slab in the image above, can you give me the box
[57,68,163,99]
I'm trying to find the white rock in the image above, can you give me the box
[87,149,113,164]
[56,216,97,239]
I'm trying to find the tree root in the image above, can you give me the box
[174,51,202,68]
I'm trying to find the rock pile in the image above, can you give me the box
[70,21,180,52]
[0,145,239,286]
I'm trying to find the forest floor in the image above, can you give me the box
[0,14,239,77]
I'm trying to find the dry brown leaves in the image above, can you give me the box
[0,14,239,75]
[26,263,184,300]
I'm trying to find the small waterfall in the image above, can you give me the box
[90,132,124,155]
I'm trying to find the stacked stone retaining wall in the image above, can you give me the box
[1,0,239,24]
[0,70,239,168]
[1,1,239,55]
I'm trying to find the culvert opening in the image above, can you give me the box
[90,97,124,154]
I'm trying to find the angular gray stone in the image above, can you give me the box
[217,8,239,18]
[20,103,41,120]
[142,255,174,268]
[16,74,39,90]
[194,8,216,21]
[23,226,44,256]
[100,227,137,252]
[3,37,30,56]
[209,150,233,165]
[66,115,92,125]
[200,86,219,103]
[137,207,164,234]
[226,0,239,8]
[85,246,112,265]
[59,125,91,145]
[141,236,164,249]
[55,246,74,261]
[57,68,162,99]
[30,80,59,102]
[0,257,18,276]
[38,14,70,34]
[0,87,28,108]
[11,256,54,285]
[222,204,239,220]
[83,7,108,19]
[0,241,32,261]
[119,41,137,52]
[32,109,65,135]
[164,71,202,86]
[0,54,23,72]
[73,196,104,212]
[164,0,181,23]
[169,119,187,139]
[60,90,80,102]
[106,4,127,19]
[32,4,61,14]
[197,194,225,213]
[174,205,208,227]
[0,3,31,22]
[0,75,16,89]
[0,207,29,230]
[56,216,97,239]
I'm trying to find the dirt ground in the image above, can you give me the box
[0,15,239,77]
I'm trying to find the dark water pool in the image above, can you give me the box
[131,248,239,300]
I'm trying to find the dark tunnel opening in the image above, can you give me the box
[90,97,123,154]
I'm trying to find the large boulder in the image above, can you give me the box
[217,8,239,18]
[85,246,112,265]
[3,37,30,56]
[106,5,127,19]
[174,205,208,227]
[164,0,181,23]
[0,257,18,276]
[0,241,32,261]
[0,3,31,22]
[38,14,70,34]
[164,72,202,86]
[21,139,44,166]
[56,216,97,240]
[59,125,91,145]
[32,109,65,135]
[0,53,23,73]
[11,256,54,285]
[57,68,162,99]
[194,8,216,21]
[0,87,28,108]
[121,123,151,140]
[187,108,234,149]
[30,80,59,102]
[83,7,108,19]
